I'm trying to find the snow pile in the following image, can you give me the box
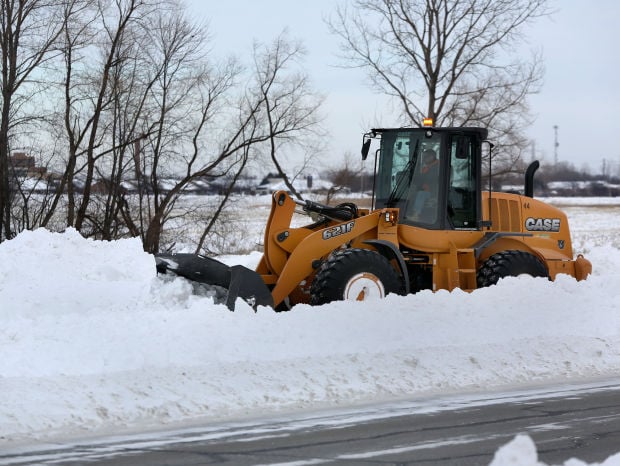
[0,206,619,465]
[491,435,620,466]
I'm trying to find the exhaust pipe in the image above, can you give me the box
[524,160,540,198]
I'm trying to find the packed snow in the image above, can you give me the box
[490,435,620,466]
[1,197,620,465]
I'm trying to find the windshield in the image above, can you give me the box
[376,130,442,226]
[371,127,484,229]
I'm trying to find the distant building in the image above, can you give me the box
[256,172,330,195]
[10,152,35,177]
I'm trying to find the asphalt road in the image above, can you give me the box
[4,380,620,465]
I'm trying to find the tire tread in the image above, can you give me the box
[310,248,400,305]
[477,250,548,288]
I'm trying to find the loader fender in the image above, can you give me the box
[268,210,387,307]
[363,239,410,295]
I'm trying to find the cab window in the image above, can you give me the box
[448,136,477,229]
[403,139,441,225]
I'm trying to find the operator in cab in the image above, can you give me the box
[408,148,440,222]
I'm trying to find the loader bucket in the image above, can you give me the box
[155,253,274,311]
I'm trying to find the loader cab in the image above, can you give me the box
[367,126,488,230]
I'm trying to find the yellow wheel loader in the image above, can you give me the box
[156,123,591,310]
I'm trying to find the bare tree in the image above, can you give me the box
[136,9,243,253]
[0,0,65,240]
[1,1,325,252]
[328,0,549,172]
[41,0,98,230]
[324,151,369,204]
[72,0,150,232]
[192,33,326,253]
[38,0,151,235]
[252,32,325,201]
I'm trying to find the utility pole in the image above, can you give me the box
[553,125,559,165]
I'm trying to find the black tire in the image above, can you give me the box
[310,248,401,305]
[477,250,548,288]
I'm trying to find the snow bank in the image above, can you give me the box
[491,435,620,466]
[0,217,619,451]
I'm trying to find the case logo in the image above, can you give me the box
[525,217,561,232]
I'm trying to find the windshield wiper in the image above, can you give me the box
[386,141,419,207]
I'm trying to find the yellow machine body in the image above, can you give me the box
[156,125,591,310]
[254,189,590,308]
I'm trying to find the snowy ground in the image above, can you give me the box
[1,196,620,465]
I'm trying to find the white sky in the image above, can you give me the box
[185,0,620,175]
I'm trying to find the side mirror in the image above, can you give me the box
[361,138,371,161]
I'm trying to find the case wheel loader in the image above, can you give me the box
[156,123,592,310]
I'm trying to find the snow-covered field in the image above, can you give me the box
[1,196,620,465]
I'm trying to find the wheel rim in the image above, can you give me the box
[343,272,386,301]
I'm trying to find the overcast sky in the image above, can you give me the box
[186,0,619,175]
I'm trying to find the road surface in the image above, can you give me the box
[3,380,620,465]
